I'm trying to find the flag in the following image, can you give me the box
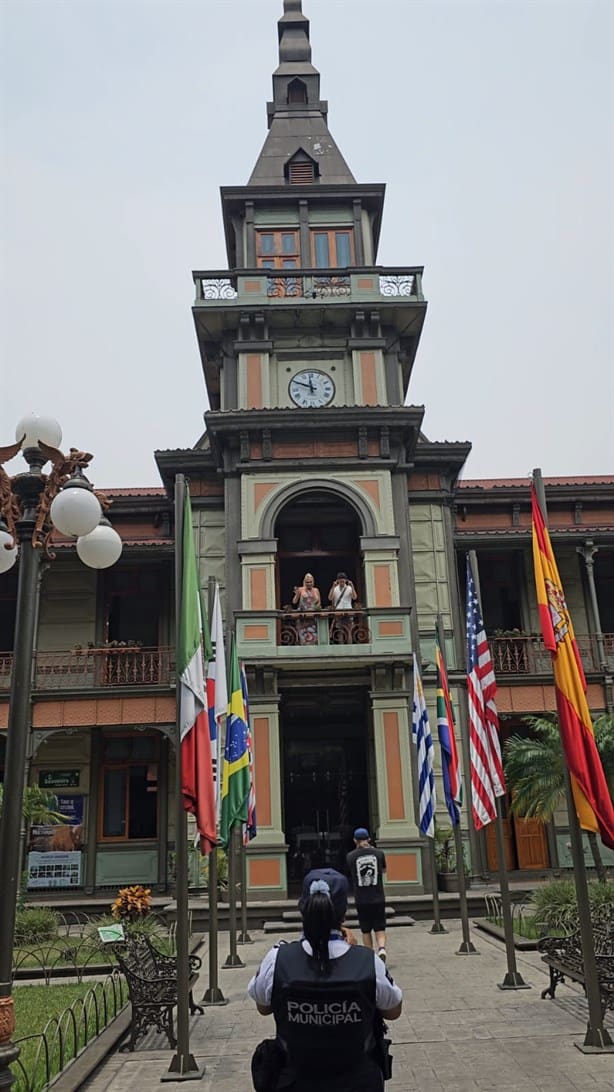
[241,661,257,844]
[466,554,506,830]
[206,582,227,807]
[178,489,216,854]
[219,634,251,848]
[531,485,614,850]
[412,661,436,837]
[436,634,462,826]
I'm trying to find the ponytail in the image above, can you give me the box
[302,890,335,975]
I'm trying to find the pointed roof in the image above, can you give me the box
[248,0,356,186]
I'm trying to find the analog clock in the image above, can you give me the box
[288,369,335,408]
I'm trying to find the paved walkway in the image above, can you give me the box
[84,920,614,1091]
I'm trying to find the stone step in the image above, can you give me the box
[281,905,397,922]
[264,915,415,934]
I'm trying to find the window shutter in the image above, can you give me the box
[288,160,315,185]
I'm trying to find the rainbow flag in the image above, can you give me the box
[532,484,614,849]
[436,634,462,827]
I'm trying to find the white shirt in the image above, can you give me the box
[332,584,354,609]
[248,936,402,1012]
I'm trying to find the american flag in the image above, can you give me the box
[412,662,436,837]
[435,634,462,826]
[465,554,506,829]
[241,662,257,844]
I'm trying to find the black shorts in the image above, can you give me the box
[356,902,386,935]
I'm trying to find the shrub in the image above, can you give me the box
[110,884,152,922]
[85,912,166,952]
[531,879,614,932]
[14,907,59,944]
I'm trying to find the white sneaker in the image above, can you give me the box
[378,948,387,963]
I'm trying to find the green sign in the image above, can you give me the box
[39,770,80,789]
[97,924,125,944]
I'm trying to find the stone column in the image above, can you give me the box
[246,695,287,897]
[370,689,422,892]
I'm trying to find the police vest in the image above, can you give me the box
[271,941,377,1075]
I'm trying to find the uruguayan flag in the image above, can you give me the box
[412,663,436,838]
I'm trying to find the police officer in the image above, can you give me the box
[248,867,402,1091]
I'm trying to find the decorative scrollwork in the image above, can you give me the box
[0,440,23,544]
[267,276,303,298]
[280,620,300,645]
[312,276,351,298]
[379,274,415,297]
[199,278,238,300]
[32,445,94,551]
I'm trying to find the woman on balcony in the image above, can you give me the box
[292,573,321,645]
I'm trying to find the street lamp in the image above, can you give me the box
[0,415,122,1090]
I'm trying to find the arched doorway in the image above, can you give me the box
[274,490,363,609]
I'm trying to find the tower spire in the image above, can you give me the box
[247,0,355,186]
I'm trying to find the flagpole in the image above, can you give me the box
[533,469,613,1051]
[427,837,447,935]
[162,474,204,1081]
[468,551,529,989]
[201,847,227,1005]
[436,617,477,955]
[238,835,253,944]
[224,825,245,968]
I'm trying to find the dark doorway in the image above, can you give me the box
[275,491,363,610]
[282,687,370,891]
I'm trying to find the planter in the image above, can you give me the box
[437,872,471,893]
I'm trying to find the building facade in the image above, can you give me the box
[1,1,613,898]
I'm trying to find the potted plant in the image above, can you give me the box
[434,824,470,892]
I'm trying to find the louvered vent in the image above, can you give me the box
[288,160,315,185]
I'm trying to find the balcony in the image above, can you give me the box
[488,634,614,676]
[193,266,423,305]
[0,647,175,693]
[236,607,412,661]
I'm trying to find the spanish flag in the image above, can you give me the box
[531,484,614,850]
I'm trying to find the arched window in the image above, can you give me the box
[287,78,307,104]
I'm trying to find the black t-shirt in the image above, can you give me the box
[346,846,386,905]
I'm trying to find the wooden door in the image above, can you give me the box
[485,818,514,871]
[513,817,550,869]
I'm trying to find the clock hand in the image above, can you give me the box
[293,380,315,390]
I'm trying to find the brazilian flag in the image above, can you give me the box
[219,634,250,848]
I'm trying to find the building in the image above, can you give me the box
[1,1,613,899]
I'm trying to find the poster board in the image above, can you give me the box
[27,793,85,889]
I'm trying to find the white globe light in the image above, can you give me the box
[15,414,62,451]
[50,486,102,537]
[76,524,122,569]
[0,531,18,574]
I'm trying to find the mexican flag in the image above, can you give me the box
[178,489,216,854]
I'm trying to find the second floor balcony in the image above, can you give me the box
[236,607,412,661]
[488,633,614,676]
[193,265,424,306]
[0,646,175,694]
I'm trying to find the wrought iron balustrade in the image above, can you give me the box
[0,647,174,692]
[488,633,614,676]
[193,266,424,303]
[279,609,371,647]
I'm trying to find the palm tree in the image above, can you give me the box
[0,784,69,824]
[504,714,614,883]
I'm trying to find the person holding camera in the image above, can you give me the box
[248,867,401,1091]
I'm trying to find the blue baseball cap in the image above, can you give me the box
[353,827,370,840]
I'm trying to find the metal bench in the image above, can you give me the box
[537,921,614,1018]
[112,935,204,1051]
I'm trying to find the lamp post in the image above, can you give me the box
[0,415,122,1090]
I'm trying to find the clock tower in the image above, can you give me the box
[158,0,470,897]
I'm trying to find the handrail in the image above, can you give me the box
[0,646,175,692]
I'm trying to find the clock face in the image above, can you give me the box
[288,369,335,408]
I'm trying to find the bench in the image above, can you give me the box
[112,935,204,1051]
[537,921,614,1018]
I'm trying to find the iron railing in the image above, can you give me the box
[0,646,174,692]
[11,973,128,1092]
[279,609,371,647]
[193,265,424,303]
[488,633,614,676]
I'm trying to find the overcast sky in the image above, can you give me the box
[1,0,613,490]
